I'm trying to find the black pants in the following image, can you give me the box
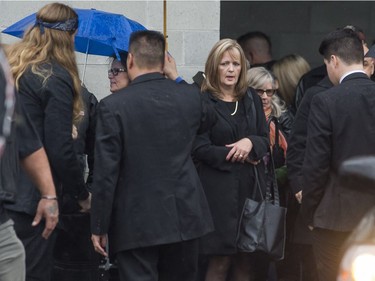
[52,213,102,281]
[7,210,57,281]
[116,239,199,281]
[311,228,350,281]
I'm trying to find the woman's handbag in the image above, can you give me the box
[237,163,287,260]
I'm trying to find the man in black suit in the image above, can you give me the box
[300,28,375,281]
[90,30,215,281]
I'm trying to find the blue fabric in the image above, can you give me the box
[175,76,183,83]
[2,8,147,57]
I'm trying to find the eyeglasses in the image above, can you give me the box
[108,68,126,76]
[255,89,276,97]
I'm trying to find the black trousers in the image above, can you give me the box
[116,239,199,281]
[7,210,57,281]
[311,228,350,281]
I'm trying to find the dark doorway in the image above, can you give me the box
[220,1,375,67]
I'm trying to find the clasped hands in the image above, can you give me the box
[225,138,259,164]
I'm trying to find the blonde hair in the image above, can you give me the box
[6,2,82,123]
[247,67,286,118]
[201,39,248,99]
[272,54,310,106]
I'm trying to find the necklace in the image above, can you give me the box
[231,100,239,116]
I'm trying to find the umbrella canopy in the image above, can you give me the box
[2,8,147,57]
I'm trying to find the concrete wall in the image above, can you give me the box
[4,1,372,100]
[221,1,375,69]
[0,0,220,100]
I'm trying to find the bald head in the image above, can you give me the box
[237,31,272,65]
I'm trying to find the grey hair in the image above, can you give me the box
[247,66,286,118]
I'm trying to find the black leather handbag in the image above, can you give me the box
[237,163,287,260]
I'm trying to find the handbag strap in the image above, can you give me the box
[252,165,264,201]
[253,158,281,207]
[274,117,280,148]
[268,152,281,207]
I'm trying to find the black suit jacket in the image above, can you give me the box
[287,76,332,194]
[301,72,375,231]
[91,72,215,254]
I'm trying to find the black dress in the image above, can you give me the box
[193,89,269,255]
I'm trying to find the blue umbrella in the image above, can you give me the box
[2,8,147,81]
[2,8,147,56]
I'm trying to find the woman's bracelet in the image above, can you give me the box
[41,195,58,200]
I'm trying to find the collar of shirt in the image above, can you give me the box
[339,70,366,84]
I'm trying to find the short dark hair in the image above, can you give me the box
[111,51,128,70]
[343,25,366,42]
[319,28,363,65]
[129,30,165,69]
[237,31,272,50]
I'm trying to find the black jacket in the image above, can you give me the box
[292,64,327,114]
[301,73,375,231]
[287,76,332,194]
[74,86,98,180]
[193,88,269,255]
[277,110,294,140]
[91,73,216,254]
[62,86,98,213]
[0,52,42,221]
[5,62,88,215]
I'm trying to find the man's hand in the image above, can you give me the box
[163,51,179,81]
[32,198,59,239]
[79,192,92,213]
[295,190,302,204]
[72,124,78,139]
[91,234,108,257]
[20,147,58,239]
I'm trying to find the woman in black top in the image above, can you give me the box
[193,39,269,281]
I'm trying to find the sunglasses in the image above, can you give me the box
[255,89,276,97]
[108,68,126,76]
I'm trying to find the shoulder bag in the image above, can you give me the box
[236,161,287,260]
